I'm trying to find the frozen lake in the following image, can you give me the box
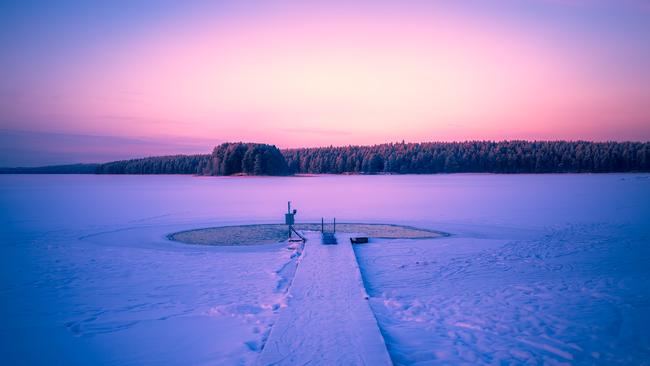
[1,174,649,365]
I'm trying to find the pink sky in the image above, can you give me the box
[1,1,649,164]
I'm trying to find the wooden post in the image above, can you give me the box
[287,201,292,239]
[321,218,324,233]
[333,218,336,233]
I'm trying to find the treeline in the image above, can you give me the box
[283,141,650,174]
[96,154,209,174]
[2,141,648,175]
[94,142,288,175]
[0,163,100,174]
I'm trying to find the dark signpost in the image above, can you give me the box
[286,201,305,242]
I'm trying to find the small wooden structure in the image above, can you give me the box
[321,217,338,245]
[322,232,337,245]
[350,237,369,244]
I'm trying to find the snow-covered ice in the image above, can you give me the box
[354,176,650,365]
[1,174,649,365]
[0,175,306,365]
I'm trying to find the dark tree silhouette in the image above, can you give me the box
[205,143,288,176]
[90,143,288,176]
[2,141,648,175]
[94,154,210,175]
[282,141,650,174]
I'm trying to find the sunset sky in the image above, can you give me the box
[1,0,649,166]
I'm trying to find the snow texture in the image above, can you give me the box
[1,173,649,365]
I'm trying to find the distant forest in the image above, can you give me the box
[1,141,648,175]
[95,143,287,175]
[283,141,650,174]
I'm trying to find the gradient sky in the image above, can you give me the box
[1,0,649,166]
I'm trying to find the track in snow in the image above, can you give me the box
[257,231,392,366]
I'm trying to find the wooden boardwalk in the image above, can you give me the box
[257,231,392,365]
